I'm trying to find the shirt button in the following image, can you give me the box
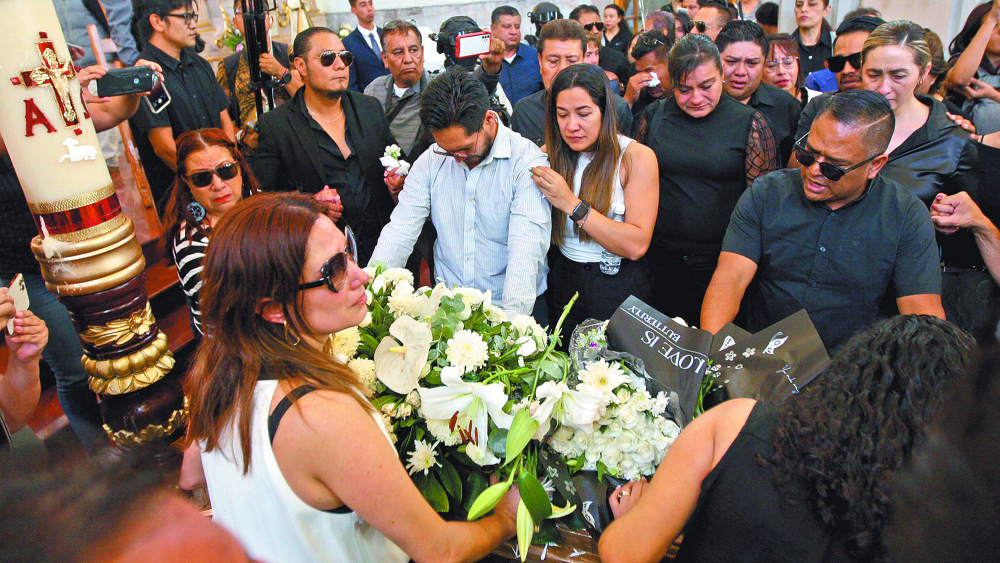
[468,197,474,202]
[466,257,471,261]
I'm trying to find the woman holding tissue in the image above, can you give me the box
[531,64,658,341]
[163,128,258,336]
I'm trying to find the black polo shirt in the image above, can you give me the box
[748,83,802,165]
[723,169,941,351]
[129,43,230,206]
[792,28,832,79]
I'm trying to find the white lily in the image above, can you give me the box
[418,366,514,465]
[374,316,432,394]
[531,381,603,439]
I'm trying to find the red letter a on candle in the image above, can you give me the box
[24,99,57,137]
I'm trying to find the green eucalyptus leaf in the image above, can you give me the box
[466,481,510,521]
[518,471,553,521]
[487,428,508,458]
[504,409,539,464]
[438,460,462,502]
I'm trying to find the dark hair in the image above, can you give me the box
[950,1,995,58]
[605,4,625,18]
[793,0,832,32]
[833,15,885,50]
[839,6,882,22]
[162,128,259,247]
[715,19,769,56]
[924,28,949,94]
[382,19,422,49]
[292,26,336,59]
[862,21,932,75]
[814,90,895,155]
[668,33,722,88]
[643,10,675,34]
[698,1,737,25]
[755,2,779,27]
[420,67,490,134]
[888,346,1000,563]
[568,4,601,21]
[766,315,975,560]
[187,192,371,474]
[767,33,804,92]
[545,64,620,245]
[537,19,588,55]
[131,0,192,43]
[631,29,674,62]
[491,5,520,25]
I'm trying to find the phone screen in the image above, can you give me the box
[144,77,171,114]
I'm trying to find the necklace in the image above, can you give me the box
[308,107,345,123]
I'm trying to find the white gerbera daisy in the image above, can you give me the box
[577,359,630,404]
[347,358,377,395]
[425,418,463,446]
[445,330,489,373]
[406,439,440,475]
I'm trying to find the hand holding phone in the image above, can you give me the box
[455,31,492,58]
[96,66,156,97]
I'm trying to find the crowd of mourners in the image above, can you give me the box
[2,0,1000,562]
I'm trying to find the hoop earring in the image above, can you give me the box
[283,320,301,346]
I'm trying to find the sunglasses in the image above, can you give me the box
[185,162,239,188]
[826,52,863,73]
[298,226,358,293]
[583,22,605,32]
[794,135,878,182]
[316,50,355,67]
[163,11,199,25]
[690,21,722,33]
[765,56,798,70]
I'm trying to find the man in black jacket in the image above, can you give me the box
[253,27,395,264]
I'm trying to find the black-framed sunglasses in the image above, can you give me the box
[636,33,666,49]
[163,11,199,25]
[298,227,358,293]
[765,56,798,70]
[583,22,605,32]
[185,162,240,188]
[826,52,863,73]
[317,50,355,67]
[690,20,722,33]
[794,135,878,182]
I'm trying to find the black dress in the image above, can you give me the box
[674,403,857,563]
[635,95,779,323]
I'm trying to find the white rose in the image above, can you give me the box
[371,274,387,295]
[365,289,373,304]
[602,445,623,467]
[515,335,537,357]
[629,391,653,412]
[572,429,590,448]
[617,429,640,453]
[636,421,656,440]
[553,426,575,442]
[360,311,372,328]
[634,443,657,465]
[616,388,631,404]
[584,444,602,462]
[605,420,623,438]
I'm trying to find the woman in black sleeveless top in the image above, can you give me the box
[598,315,974,563]
[634,34,779,326]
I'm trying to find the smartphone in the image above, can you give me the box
[6,274,29,334]
[144,76,171,114]
[455,31,492,58]
[97,66,155,97]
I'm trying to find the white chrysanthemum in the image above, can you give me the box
[629,390,653,412]
[331,327,361,360]
[484,305,507,325]
[405,439,441,475]
[650,392,670,416]
[382,267,414,288]
[577,360,630,404]
[425,418,463,446]
[452,287,485,309]
[348,358,377,394]
[387,285,418,317]
[380,413,397,444]
[445,330,489,373]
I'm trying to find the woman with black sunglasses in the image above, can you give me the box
[163,128,259,336]
[181,192,519,563]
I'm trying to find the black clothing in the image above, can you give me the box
[598,46,632,86]
[792,28,832,80]
[604,26,633,55]
[748,83,803,165]
[129,43,230,206]
[637,95,779,323]
[254,88,396,264]
[510,87,634,147]
[794,90,833,139]
[723,169,941,351]
[675,403,855,563]
[630,88,659,121]
[0,157,39,279]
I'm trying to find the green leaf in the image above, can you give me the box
[487,427,508,458]
[516,500,535,562]
[466,481,510,521]
[518,471,553,522]
[538,358,562,381]
[422,473,449,513]
[438,460,462,502]
[504,409,539,464]
[462,471,490,513]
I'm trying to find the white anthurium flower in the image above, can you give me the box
[418,366,514,466]
[531,381,603,439]
[374,316,432,394]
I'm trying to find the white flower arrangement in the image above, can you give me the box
[380,144,411,176]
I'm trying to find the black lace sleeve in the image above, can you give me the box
[745,111,781,187]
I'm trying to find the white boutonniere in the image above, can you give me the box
[380,144,411,176]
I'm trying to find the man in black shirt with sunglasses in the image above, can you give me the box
[701,91,944,352]
[253,27,395,265]
[569,5,631,87]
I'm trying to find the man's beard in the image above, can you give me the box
[464,132,495,168]
[322,88,347,100]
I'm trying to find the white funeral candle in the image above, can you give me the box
[0,0,112,206]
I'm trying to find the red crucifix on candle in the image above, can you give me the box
[13,32,80,132]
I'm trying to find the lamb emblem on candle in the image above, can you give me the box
[58,138,97,162]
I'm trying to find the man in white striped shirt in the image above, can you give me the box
[370,68,552,322]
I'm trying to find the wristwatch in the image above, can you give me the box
[570,200,591,223]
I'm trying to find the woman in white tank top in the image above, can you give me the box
[180,193,517,563]
[531,63,660,341]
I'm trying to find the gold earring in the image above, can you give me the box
[283,320,301,346]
